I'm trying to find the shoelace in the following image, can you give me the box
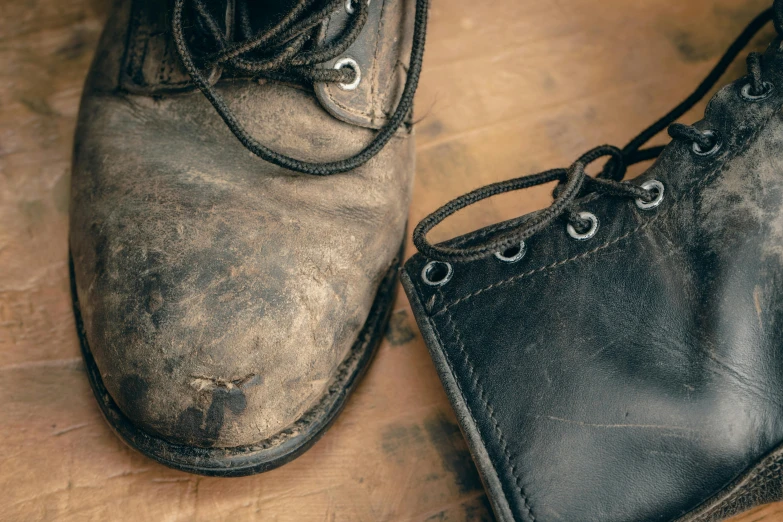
[172,0,430,176]
[413,5,781,264]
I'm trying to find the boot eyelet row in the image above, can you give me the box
[635,180,665,210]
[741,81,775,101]
[567,212,599,241]
[334,57,362,90]
[495,242,527,263]
[345,0,370,15]
[421,242,529,286]
[422,261,453,287]
[691,130,722,157]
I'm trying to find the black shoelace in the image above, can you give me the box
[413,5,782,264]
[172,0,430,176]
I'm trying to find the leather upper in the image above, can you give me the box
[118,0,413,129]
[403,38,783,522]
[70,0,415,448]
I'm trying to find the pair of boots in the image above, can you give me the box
[69,0,783,520]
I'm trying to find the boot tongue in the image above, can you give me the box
[240,0,308,35]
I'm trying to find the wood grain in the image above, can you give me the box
[1,0,781,520]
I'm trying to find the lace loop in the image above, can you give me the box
[172,0,430,176]
[413,146,647,263]
[413,7,777,264]
[668,123,716,150]
[747,52,765,95]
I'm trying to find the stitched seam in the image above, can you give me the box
[436,106,779,314]
[158,0,229,87]
[122,0,144,85]
[378,60,405,119]
[441,303,537,522]
[323,1,387,122]
[323,27,374,119]
[323,77,373,120]
[121,0,195,89]
[369,0,387,123]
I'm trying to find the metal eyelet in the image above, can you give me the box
[495,242,527,263]
[635,180,665,210]
[421,261,453,287]
[566,212,599,241]
[334,57,361,90]
[345,0,370,14]
[692,130,722,157]
[741,81,774,101]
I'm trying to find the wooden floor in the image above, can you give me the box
[2,0,783,520]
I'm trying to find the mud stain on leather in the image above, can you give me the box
[90,224,109,280]
[424,411,483,494]
[385,309,416,346]
[163,354,186,374]
[177,386,248,447]
[146,287,165,327]
[118,374,149,422]
[700,114,783,262]
[137,269,168,332]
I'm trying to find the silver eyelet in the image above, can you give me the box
[741,81,774,101]
[334,57,361,90]
[421,261,453,287]
[635,180,665,210]
[566,212,599,241]
[692,130,722,157]
[495,242,527,263]
[345,0,370,14]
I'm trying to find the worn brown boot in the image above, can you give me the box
[69,0,428,476]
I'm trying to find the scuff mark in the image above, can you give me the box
[754,285,764,329]
[545,415,696,433]
[190,373,260,392]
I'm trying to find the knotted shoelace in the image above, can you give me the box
[172,0,430,175]
[413,5,781,263]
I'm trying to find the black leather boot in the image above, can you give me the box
[403,2,783,521]
[70,0,428,476]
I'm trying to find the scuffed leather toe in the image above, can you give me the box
[70,0,419,472]
[70,82,412,450]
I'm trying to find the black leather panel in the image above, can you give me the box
[404,39,783,522]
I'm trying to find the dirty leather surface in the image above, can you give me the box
[70,0,415,448]
[403,37,783,522]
